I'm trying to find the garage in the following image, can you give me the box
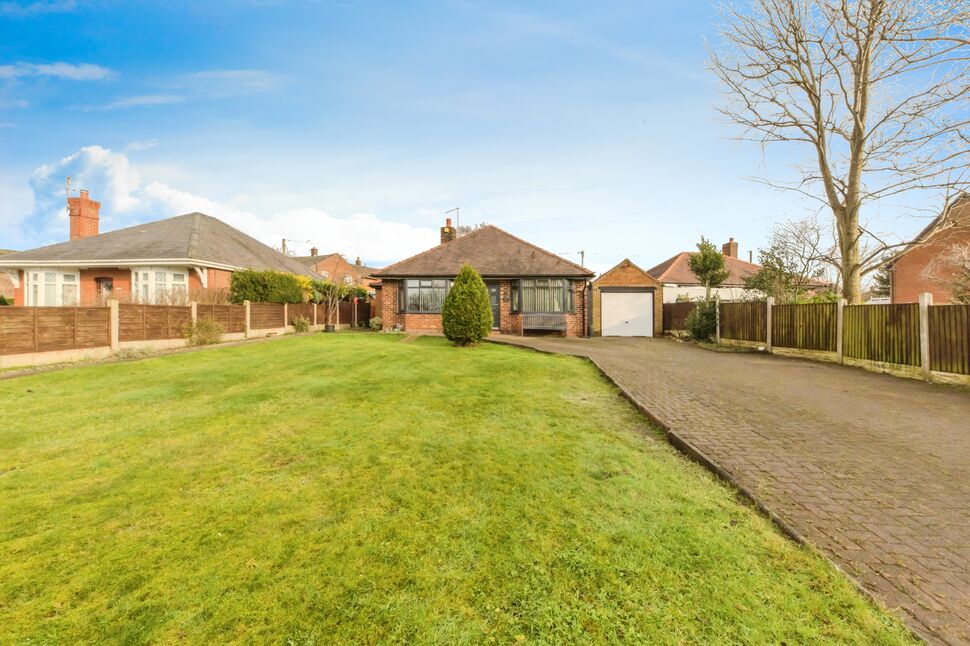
[591,259,663,338]
[601,289,654,336]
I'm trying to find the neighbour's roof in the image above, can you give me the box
[0,249,15,256]
[0,212,318,276]
[374,225,594,278]
[293,252,381,278]
[646,252,764,287]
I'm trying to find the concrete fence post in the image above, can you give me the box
[190,301,197,325]
[715,296,721,344]
[919,292,933,381]
[836,299,846,364]
[765,297,774,353]
[284,303,289,330]
[108,299,120,351]
[313,302,318,327]
[244,300,252,339]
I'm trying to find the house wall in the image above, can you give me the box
[891,199,970,304]
[379,278,587,336]
[79,268,133,305]
[592,260,663,337]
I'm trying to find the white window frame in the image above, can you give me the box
[131,267,189,304]
[23,268,80,306]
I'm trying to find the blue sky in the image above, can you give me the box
[0,0,924,273]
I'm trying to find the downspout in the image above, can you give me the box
[585,280,592,338]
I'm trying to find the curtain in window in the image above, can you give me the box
[521,279,570,312]
[405,279,449,312]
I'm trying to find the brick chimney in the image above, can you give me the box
[355,256,362,266]
[722,237,738,259]
[440,217,456,244]
[310,247,318,257]
[68,189,100,240]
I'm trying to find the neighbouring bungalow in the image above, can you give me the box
[373,218,594,336]
[887,193,970,304]
[0,190,316,306]
[647,238,765,303]
[0,249,14,301]
[293,250,380,294]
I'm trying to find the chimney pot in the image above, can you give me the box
[721,238,739,259]
[355,256,362,266]
[310,247,318,257]
[68,189,100,240]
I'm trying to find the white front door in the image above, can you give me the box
[602,290,653,337]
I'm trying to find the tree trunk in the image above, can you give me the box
[840,218,863,304]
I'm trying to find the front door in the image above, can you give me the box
[487,283,501,329]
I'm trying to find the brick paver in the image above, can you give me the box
[493,336,970,645]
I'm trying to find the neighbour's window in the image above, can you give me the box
[343,275,353,285]
[402,279,449,313]
[518,279,574,313]
[61,274,78,306]
[24,270,79,306]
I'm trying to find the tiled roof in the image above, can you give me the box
[0,212,318,276]
[374,225,594,278]
[646,252,764,287]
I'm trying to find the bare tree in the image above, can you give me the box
[711,0,970,303]
[745,217,833,302]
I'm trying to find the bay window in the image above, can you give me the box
[132,267,190,304]
[399,279,450,313]
[511,279,574,313]
[24,269,80,306]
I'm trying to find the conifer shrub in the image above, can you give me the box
[442,264,492,346]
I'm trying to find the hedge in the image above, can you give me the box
[229,270,307,304]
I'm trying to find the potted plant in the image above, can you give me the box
[313,279,349,333]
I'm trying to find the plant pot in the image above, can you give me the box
[325,324,336,333]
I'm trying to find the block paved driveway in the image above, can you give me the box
[493,335,970,645]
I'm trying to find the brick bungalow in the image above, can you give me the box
[0,249,14,301]
[887,193,970,304]
[0,190,316,306]
[293,250,380,293]
[373,219,594,336]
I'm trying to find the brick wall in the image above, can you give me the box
[591,259,663,337]
[80,268,132,306]
[892,199,970,304]
[0,272,13,300]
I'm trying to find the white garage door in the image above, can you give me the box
[602,290,653,337]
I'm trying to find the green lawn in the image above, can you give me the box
[0,334,912,644]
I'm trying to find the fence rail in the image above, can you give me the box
[720,301,767,343]
[0,306,110,356]
[774,302,837,352]
[197,304,246,334]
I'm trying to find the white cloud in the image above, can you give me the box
[125,138,158,151]
[0,99,30,108]
[158,69,283,97]
[96,94,184,110]
[0,62,115,81]
[21,145,436,264]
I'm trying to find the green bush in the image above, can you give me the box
[183,318,225,346]
[0,295,12,306]
[292,315,311,333]
[369,316,383,331]
[686,300,718,342]
[229,270,305,304]
[442,264,492,346]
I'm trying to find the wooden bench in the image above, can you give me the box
[522,313,567,331]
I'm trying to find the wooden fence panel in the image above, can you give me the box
[288,303,313,324]
[773,302,837,352]
[843,304,920,366]
[663,302,696,331]
[196,304,247,334]
[720,301,767,342]
[0,306,110,355]
[119,304,191,341]
[928,304,970,375]
[250,303,286,329]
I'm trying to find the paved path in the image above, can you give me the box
[493,336,970,645]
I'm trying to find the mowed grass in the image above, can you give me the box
[0,334,912,645]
